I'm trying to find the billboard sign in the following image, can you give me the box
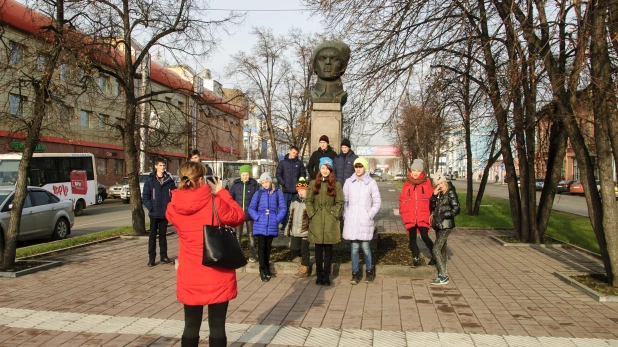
[356,146,399,156]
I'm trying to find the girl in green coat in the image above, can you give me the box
[306,157,344,286]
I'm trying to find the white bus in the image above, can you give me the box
[0,153,97,216]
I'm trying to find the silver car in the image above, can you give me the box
[0,187,74,241]
[108,177,128,198]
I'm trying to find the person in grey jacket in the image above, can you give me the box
[333,138,358,186]
[429,175,461,285]
[284,178,311,278]
[342,157,381,284]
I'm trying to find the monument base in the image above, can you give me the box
[311,103,343,152]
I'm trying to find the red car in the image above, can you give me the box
[569,181,584,195]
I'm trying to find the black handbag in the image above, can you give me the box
[202,200,247,270]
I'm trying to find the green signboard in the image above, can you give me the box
[11,141,45,151]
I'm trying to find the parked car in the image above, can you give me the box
[0,186,74,241]
[393,174,405,181]
[108,177,128,198]
[96,183,108,204]
[570,181,584,195]
[556,180,575,194]
[120,174,150,204]
[535,178,545,191]
[370,173,384,182]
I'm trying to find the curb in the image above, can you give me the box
[546,236,602,259]
[237,261,437,279]
[119,230,176,240]
[554,272,618,302]
[17,236,122,260]
[0,260,63,278]
[489,235,568,248]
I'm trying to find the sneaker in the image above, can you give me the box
[430,275,449,285]
[147,259,156,267]
[293,266,310,279]
[350,272,360,285]
[259,269,269,282]
[410,257,421,268]
[428,257,437,266]
[365,269,375,283]
[248,256,257,263]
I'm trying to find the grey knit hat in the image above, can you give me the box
[411,158,424,171]
[259,172,272,183]
[436,174,448,184]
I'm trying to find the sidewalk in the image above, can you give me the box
[0,183,617,346]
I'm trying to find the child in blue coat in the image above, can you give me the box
[249,172,286,282]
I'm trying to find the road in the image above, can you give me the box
[449,179,589,217]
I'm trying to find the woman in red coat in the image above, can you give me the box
[166,162,245,347]
[399,158,435,267]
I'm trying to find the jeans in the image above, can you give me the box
[183,301,228,347]
[351,241,372,272]
[408,226,434,259]
[432,228,452,276]
[290,236,310,266]
[314,244,333,274]
[148,217,168,260]
[236,220,256,258]
[282,192,298,228]
[256,235,274,271]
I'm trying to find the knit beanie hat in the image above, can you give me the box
[341,138,351,148]
[319,135,329,143]
[259,172,272,183]
[319,157,334,169]
[296,177,308,191]
[239,165,251,175]
[411,158,424,171]
[353,157,369,171]
[436,173,448,184]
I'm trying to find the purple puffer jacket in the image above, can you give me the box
[342,173,381,241]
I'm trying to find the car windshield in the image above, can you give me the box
[116,178,128,185]
[0,190,12,203]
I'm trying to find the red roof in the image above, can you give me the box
[0,0,247,119]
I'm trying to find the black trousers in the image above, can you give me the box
[290,236,311,266]
[256,235,274,271]
[408,226,434,258]
[183,301,228,347]
[315,244,333,274]
[148,217,168,260]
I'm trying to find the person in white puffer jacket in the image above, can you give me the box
[342,157,381,284]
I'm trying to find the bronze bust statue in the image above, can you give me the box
[311,40,351,106]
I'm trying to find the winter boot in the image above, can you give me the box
[268,263,277,277]
[208,337,227,347]
[294,265,310,279]
[410,257,421,268]
[259,268,269,282]
[316,270,324,286]
[322,271,331,286]
[365,269,375,283]
[350,271,361,285]
[181,336,199,347]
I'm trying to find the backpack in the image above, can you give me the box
[255,189,280,212]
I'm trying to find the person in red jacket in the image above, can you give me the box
[399,158,435,267]
[166,162,245,347]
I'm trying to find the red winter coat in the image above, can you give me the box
[166,184,245,306]
[399,171,434,232]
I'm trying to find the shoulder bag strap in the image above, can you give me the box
[211,198,222,227]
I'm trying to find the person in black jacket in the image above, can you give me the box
[306,135,337,179]
[333,138,358,187]
[429,175,460,285]
[276,146,307,231]
[229,165,259,262]
[142,158,177,267]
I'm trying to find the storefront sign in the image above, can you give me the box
[11,141,45,151]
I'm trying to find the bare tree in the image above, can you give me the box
[227,28,288,163]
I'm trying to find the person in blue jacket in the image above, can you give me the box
[229,165,260,263]
[249,172,286,282]
[142,158,176,267]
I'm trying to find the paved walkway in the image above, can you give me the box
[1,182,618,346]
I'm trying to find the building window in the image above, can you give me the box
[59,64,67,81]
[178,101,184,114]
[8,41,24,65]
[176,159,181,175]
[99,114,110,129]
[115,80,121,96]
[9,94,26,116]
[96,158,107,176]
[114,159,124,175]
[37,55,46,72]
[98,76,110,93]
[60,104,74,122]
[80,109,92,128]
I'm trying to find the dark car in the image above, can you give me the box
[556,180,575,194]
[535,178,545,191]
[96,183,107,204]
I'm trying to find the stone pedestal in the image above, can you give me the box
[310,103,342,151]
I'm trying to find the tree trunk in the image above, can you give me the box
[591,0,618,286]
[124,98,147,235]
[473,135,501,215]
